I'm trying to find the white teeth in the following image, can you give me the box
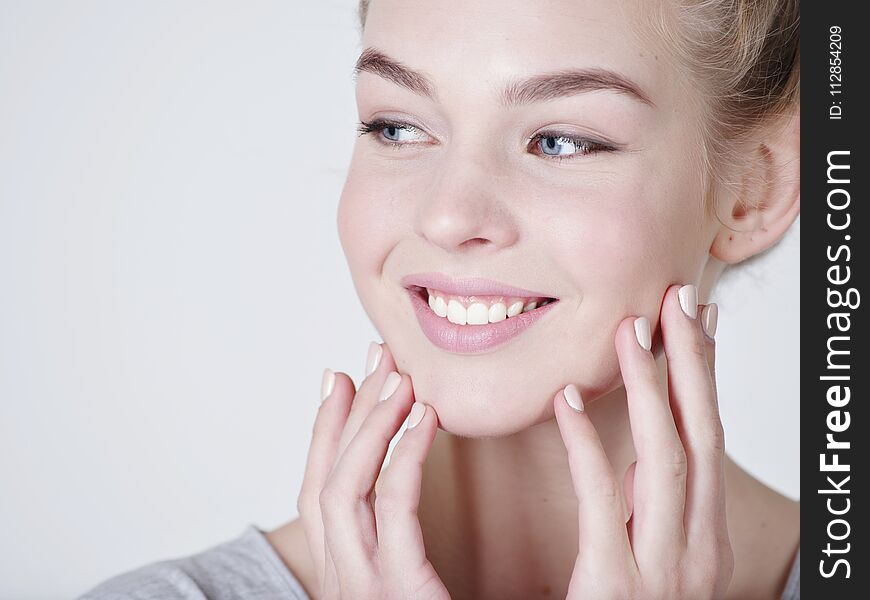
[467,302,489,325]
[488,302,507,323]
[507,301,524,317]
[447,299,467,325]
[433,295,447,317]
[428,293,448,317]
[424,290,552,325]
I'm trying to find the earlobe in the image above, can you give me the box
[709,110,800,265]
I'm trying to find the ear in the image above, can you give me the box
[709,108,800,264]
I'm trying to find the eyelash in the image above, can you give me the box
[356,118,616,162]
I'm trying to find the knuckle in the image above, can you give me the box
[689,417,726,456]
[591,475,621,501]
[319,482,352,515]
[374,485,409,518]
[707,418,726,454]
[664,445,689,479]
[359,411,398,448]
[687,336,708,361]
[318,486,335,513]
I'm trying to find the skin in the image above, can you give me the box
[267,0,801,598]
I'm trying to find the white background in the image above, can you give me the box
[0,2,799,598]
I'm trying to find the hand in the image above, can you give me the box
[554,283,733,599]
[297,342,451,600]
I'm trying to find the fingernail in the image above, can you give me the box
[634,317,652,351]
[702,303,719,338]
[678,284,698,319]
[365,341,383,377]
[563,384,584,412]
[378,371,402,402]
[321,368,335,403]
[407,402,427,429]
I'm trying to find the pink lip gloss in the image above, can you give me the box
[406,287,558,354]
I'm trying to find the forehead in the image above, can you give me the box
[361,0,670,104]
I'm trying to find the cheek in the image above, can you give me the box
[337,162,401,286]
[549,174,706,309]
[337,159,421,348]
[533,173,707,397]
[337,165,390,331]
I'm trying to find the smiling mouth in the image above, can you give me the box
[408,285,559,326]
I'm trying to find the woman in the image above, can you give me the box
[81,0,800,598]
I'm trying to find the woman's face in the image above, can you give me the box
[338,0,720,437]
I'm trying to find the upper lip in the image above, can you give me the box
[401,272,558,299]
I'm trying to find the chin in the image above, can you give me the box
[386,333,596,437]
[405,369,557,438]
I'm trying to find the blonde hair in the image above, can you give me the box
[357,0,800,221]
[646,0,799,220]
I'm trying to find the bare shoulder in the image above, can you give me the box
[265,518,319,600]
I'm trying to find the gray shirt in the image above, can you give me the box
[78,524,800,599]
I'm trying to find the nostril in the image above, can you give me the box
[459,238,491,249]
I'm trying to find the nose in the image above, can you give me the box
[414,152,520,254]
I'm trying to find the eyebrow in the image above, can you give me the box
[353,47,653,107]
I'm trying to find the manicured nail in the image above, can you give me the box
[378,371,402,402]
[563,384,584,412]
[407,402,427,429]
[678,284,698,319]
[702,303,719,338]
[321,368,335,403]
[634,317,652,351]
[365,341,383,377]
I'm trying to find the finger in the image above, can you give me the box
[320,370,416,586]
[376,401,449,596]
[623,461,637,547]
[321,341,394,597]
[333,342,398,470]
[554,386,633,574]
[321,341,392,596]
[660,290,726,546]
[623,461,637,524]
[700,302,719,381]
[615,313,687,561]
[295,367,356,594]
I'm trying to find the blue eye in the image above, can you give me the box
[357,119,427,145]
[382,125,401,141]
[382,123,424,142]
[531,133,613,160]
[356,119,616,162]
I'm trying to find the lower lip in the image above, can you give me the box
[406,288,559,354]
